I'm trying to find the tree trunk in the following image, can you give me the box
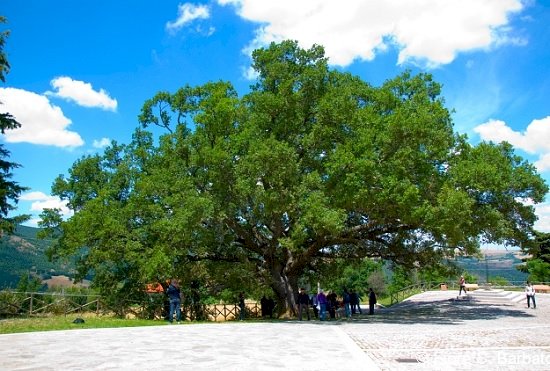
[268,262,298,317]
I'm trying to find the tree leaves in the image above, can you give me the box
[43,41,548,312]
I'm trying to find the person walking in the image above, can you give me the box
[525,282,537,309]
[368,288,377,315]
[297,288,311,320]
[458,275,467,296]
[166,279,182,323]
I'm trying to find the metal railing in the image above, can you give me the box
[389,282,440,305]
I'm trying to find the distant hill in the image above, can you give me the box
[0,225,75,289]
[1,226,530,289]
[454,250,528,284]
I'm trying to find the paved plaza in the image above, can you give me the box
[0,290,549,370]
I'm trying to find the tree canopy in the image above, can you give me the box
[518,231,550,282]
[0,16,29,233]
[41,41,548,314]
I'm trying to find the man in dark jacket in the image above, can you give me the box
[166,279,182,323]
[368,288,377,315]
[297,288,311,320]
[350,290,362,314]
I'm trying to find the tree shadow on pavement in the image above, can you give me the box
[346,298,534,325]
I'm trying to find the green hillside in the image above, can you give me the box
[0,226,530,289]
[0,225,74,289]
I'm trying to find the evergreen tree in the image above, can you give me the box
[0,16,29,233]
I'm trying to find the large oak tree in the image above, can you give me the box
[42,41,547,314]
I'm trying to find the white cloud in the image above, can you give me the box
[474,117,550,154]
[534,153,550,173]
[166,3,210,33]
[473,116,550,173]
[242,65,259,81]
[93,137,111,149]
[20,191,73,218]
[20,191,54,201]
[523,198,550,233]
[0,87,84,147]
[534,201,550,233]
[218,0,525,68]
[46,76,117,111]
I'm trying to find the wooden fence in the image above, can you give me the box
[0,291,266,322]
[0,291,101,317]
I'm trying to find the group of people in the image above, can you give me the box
[297,287,377,321]
[165,276,541,324]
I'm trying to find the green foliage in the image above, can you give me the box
[317,258,385,296]
[0,16,10,82]
[417,261,460,284]
[518,232,550,282]
[521,259,550,283]
[42,40,548,315]
[488,276,510,286]
[16,274,44,292]
[387,265,414,293]
[462,272,478,284]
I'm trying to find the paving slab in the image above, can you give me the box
[1,290,548,370]
[0,322,377,371]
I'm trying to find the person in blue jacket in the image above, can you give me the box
[166,279,182,323]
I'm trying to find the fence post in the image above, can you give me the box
[63,288,67,317]
[29,292,33,315]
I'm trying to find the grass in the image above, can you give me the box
[0,314,168,334]
[0,292,431,334]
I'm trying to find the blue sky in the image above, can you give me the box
[1,0,550,233]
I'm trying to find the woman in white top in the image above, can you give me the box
[525,282,537,309]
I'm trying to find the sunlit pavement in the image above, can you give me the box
[0,290,548,370]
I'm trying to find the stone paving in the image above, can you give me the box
[0,290,548,370]
[344,290,550,370]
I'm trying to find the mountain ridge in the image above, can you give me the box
[0,225,74,289]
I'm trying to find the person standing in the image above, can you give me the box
[297,288,311,320]
[238,291,246,320]
[260,294,269,318]
[525,282,537,309]
[317,290,327,321]
[368,288,377,315]
[458,275,467,296]
[166,279,182,323]
[327,290,337,319]
[310,292,319,319]
[342,288,351,318]
[350,290,362,315]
